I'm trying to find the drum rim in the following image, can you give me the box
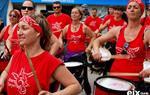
[64,61,83,67]
[94,76,135,93]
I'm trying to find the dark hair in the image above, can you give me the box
[22,0,36,9]
[92,8,97,11]
[30,14,52,51]
[122,12,128,23]
[113,6,124,12]
[107,6,114,14]
[53,1,62,6]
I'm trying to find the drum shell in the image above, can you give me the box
[64,62,84,84]
[94,76,135,95]
[67,65,84,79]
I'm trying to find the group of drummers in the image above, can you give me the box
[0,0,150,95]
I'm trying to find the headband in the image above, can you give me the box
[20,16,43,36]
[128,0,144,15]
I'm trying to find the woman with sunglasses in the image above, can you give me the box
[0,9,21,95]
[0,9,21,68]
[0,14,81,95]
[92,0,150,94]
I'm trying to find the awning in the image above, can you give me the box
[11,0,149,6]
[0,0,9,25]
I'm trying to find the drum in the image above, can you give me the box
[64,62,84,84]
[92,47,112,61]
[94,76,135,95]
[0,42,9,72]
[143,61,150,83]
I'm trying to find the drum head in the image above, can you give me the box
[143,61,150,83]
[91,47,111,61]
[95,76,135,92]
[99,48,111,61]
[64,62,83,67]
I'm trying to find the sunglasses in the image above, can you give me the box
[121,42,129,54]
[53,6,61,9]
[9,14,17,18]
[21,6,34,10]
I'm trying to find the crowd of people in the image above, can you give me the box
[0,0,150,95]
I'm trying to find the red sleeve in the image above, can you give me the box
[84,16,90,26]
[48,55,64,75]
[66,14,72,25]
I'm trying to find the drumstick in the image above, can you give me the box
[92,48,130,61]
[107,72,140,76]
[25,48,42,92]
[108,54,130,59]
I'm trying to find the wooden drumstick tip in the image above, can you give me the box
[107,72,140,77]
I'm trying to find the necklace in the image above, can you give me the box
[72,24,80,31]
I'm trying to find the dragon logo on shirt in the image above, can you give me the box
[70,35,81,44]
[116,47,140,58]
[52,22,62,30]
[89,21,96,27]
[8,68,33,94]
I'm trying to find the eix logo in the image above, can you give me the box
[127,90,140,95]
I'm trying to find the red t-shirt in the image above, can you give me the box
[66,23,86,52]
[102,14,114,24]
[47,13,71,38]
[140,17,150,26]
[84,16,102,31]
[6,50,63,95]
[108,17,126,31]
[111,26,146,81]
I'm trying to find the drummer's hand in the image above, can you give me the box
[85,47,91,54]
[139,68,150,78]
[1,50,10,61]
[0,78,4,93]
[38,90,52,95]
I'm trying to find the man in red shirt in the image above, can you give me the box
[47,1,71,39]
[84,8,102,33]
[47,1,72,92]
